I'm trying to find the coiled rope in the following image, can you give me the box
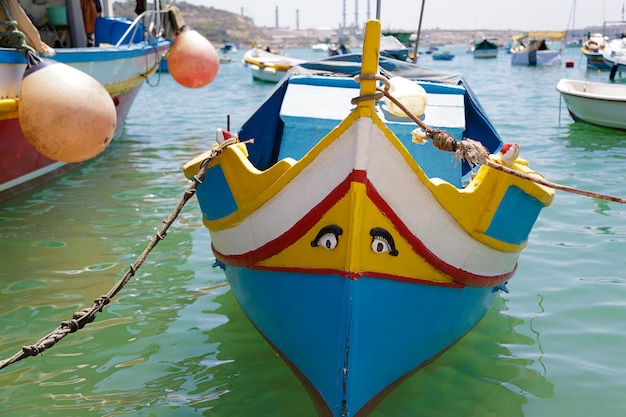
[0,137,240,370]
[356,73,626,204]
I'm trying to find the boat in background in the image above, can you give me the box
[581,33,608,69]
[221,42,237,53]
[432,50,455,60]
[311,43,330,52]
[510,31,566,65]
[472,38,498,58]
[602,36,626,79]
[0,0,172,202]
[328,43,351,56]
[242,46,305,83]
[184,19,554,417]
[557,78,626,130]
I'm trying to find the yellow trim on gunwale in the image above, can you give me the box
[0,98,19,121]
[243,55,295,72]
[105,63,159,97]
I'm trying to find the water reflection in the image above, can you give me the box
[370,295,555,417]
[558,123,626,152]
[189,290,557,417]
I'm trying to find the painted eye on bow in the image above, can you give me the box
[370,227,399,256]
[311,225,344,250]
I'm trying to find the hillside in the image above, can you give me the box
[112,1,271,44]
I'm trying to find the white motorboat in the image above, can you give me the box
[557,78,626,130]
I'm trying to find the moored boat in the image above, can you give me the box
[311,42,330,52]
[0,0,172,202]
[242,46,305,83]
[602,36,626,78]
[472,38,498,58]
[557,78,626,130]
[510,31,566,65]
[581,33,608,69]
[432,50,454,60]
[184,19,554,417]
[221,42,237,53]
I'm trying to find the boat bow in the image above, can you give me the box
[184,19,553,417]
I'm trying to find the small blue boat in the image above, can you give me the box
[432,50,455,60]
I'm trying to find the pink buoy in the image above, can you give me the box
[18,52,116,163]
[168,27,219,88]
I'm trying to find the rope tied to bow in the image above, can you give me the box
[352,73,626,204]
[0,136,241,370]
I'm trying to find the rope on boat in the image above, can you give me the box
[0,1,27,52]
[0,137,240,371]
[0,0,39,54]
[355,73,626,204]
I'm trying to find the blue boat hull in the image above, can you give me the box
[223,265,498,416]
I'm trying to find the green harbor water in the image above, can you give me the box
[1,45,626,416]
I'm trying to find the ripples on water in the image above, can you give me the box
[1,46,626,416]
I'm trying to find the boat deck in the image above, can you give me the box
[278,75,467,186]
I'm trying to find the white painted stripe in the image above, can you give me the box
[366,119,519,275]
[211,122,359,255]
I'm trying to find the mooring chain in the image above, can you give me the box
[0,136,240,371]
[352,73,626,204]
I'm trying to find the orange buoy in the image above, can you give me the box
[18,52,116,163]
[168,27,219,88]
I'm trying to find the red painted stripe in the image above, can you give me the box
[214,172,357,266]
[365,180,515,287]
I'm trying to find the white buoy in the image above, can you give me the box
[18,52,117,163]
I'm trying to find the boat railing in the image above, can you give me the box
[114,9,173,48]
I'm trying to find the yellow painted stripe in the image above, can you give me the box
[244,56,293,72]
[105,63,158,96]
[0,98,19,121]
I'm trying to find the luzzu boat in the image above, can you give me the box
[581,33,608,69]
[510,31,566,66]
[242,46,305,83]
[0,0,172,201]
[184,20,554,417]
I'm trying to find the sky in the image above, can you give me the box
[189,0,626,32]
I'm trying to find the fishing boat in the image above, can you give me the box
[602,36,626,79]
[0,0,172,202]
[242,46,305,83]
[221,42,237,53]
[557,78,626,130]
[183,20,554,417]
[431,50,454,60]
[581,33,608,69]
[472,38,498,58]
[311,42,330,52]
[510,31,566,65]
